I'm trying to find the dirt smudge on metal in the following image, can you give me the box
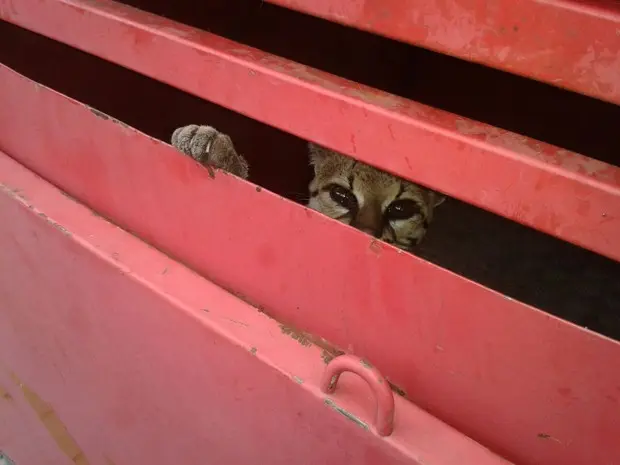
[324,398,368,430]
[11,373,91,464]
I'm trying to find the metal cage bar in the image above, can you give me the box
[266,0,620,105]
[1,0,619,261]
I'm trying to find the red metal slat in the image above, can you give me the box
[0,153,510,465]
[1,0,620,262]
[1,65,619,465]
[266,0,620,106]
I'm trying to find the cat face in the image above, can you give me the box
[307,143,444,250]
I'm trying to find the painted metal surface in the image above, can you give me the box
[1,0,619,263]
[0,152,512,465]
[266,0,620,106]
[1,66,619,465]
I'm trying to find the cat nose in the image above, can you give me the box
[353,205,382,237]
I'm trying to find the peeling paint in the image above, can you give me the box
[89,108,109,120]
[387,380,407,398]
[11,373,91,464]
[321,349,337,365]
[280,324,312,347]
[88,107,133,132]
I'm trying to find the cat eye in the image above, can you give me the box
[328,184,358,211]
[386,199,421,220]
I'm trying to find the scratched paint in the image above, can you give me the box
[324,398,369,430]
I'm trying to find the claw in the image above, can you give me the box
[171,124,249,179]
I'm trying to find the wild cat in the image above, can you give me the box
[171,124,445,250]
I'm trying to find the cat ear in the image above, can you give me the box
[307,142,332,169]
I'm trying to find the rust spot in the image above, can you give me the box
[360,359,373,369]
[255,186,262,192]
[280,325,312,347]
[250,347,257,356]
[292,376,304,384]
[11,373,91,464]
[324,399,368,430]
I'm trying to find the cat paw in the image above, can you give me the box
[171,124,249,179]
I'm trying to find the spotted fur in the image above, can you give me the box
[171,124,445,250]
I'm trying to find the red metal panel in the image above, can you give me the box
[1,66,619,465]
[1,0,620,262]
[266,0,620,106]
[0,152,510,465]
